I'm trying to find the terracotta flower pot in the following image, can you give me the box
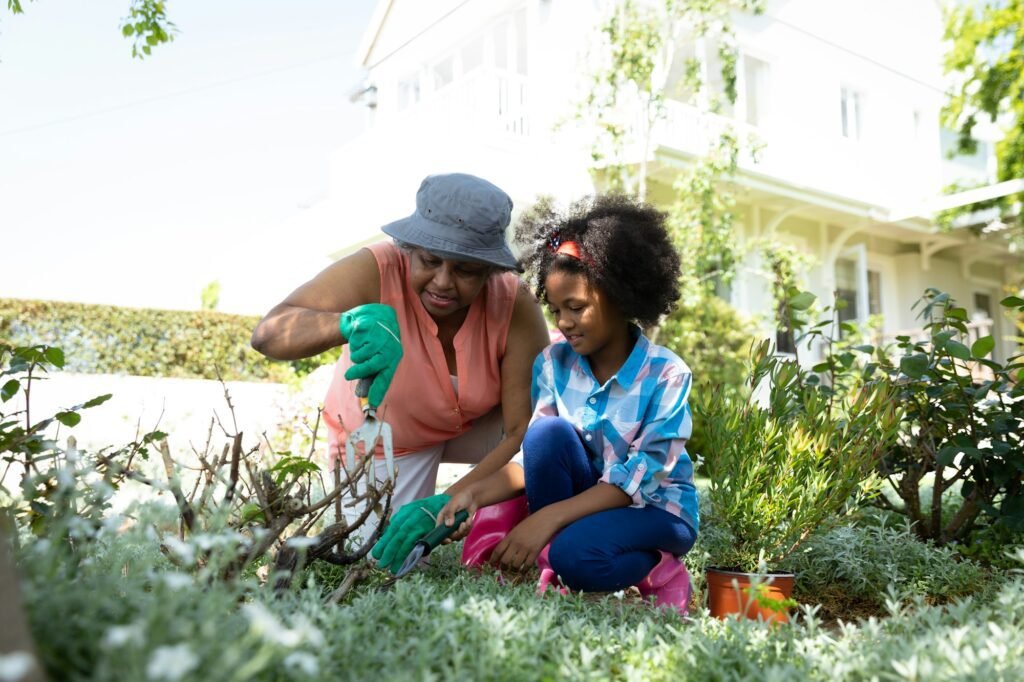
[705,568,796,623]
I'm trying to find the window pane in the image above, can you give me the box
[835,257,858,323]
[841,87,860,139]
[867,270,881,316]
[462,37,484,74]
[973,292,992,318]
[743,55,769,126]
[433,56,454,90]
[493,21,508,70]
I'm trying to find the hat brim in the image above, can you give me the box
[381,213,523,272]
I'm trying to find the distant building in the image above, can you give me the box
[292,0,1020,361]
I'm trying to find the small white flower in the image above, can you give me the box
[145,644,198,681]
[162,536,194,565]
[243,603,323,648]
[283,652,319,676]
[162,573,193,590]
[102,623,145,649]
[243,602,282,636]
[439,597,456,613]
[0,651,35,682]
[612,590,625,600]
[56,465,76,489]
[284,536,319,550]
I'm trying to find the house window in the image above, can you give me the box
[840,87,862,139]
[462,36,484,74]
[742,55,770,127]
[433,56,454,90]
[835,256,882,327]
[973,292,993,320]
[397,74,420,110]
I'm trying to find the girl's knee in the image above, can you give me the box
[523,417,577,463]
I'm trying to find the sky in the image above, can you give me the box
[0,0,379,315]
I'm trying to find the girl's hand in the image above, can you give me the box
[490,510,560,570]
[438,488,478,542]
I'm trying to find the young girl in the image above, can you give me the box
[375,194,698,594]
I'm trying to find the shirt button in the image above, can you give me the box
[588,397,596,404]
[585,434,593,441]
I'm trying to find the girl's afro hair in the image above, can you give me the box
[514,194,681,327]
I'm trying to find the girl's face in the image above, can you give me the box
[408,248,492,320]
[544,269,628,360]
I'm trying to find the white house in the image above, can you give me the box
[291,0,1021,361]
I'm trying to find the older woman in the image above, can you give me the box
[251,173,549,526]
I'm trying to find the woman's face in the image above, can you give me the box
[544,269,626,358]
[408,248,492,319]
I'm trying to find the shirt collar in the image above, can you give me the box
[577,325,648,388]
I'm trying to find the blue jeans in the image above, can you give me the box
[522,416,696,592]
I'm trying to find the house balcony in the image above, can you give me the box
[642,99,942,211]
[377,67,531,142]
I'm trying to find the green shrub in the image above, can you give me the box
[656,294,759,456]
[867,290,1024,544]
[697,333,902,573]
[0,298,339,382]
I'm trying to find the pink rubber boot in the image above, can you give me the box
[460,495,529,568]
[636,551,692,613]
[535,543,568,596]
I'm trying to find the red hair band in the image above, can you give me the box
[554,240,584,260]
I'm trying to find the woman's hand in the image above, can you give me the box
[490,509,561,571]
[438,488,478,542]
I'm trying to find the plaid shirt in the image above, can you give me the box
[514,327,699,533]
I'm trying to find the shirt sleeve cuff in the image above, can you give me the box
[600,456,649,506]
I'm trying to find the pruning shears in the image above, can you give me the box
[393,509,470,577]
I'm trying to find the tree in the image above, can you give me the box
[942,0,1023,230]
[200,280,221,311]
[5,0,176,58]
[579,0,763,297]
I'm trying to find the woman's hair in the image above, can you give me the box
[514,194,681,327]
[391,239,512,275]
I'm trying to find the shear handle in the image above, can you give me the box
[355,376,373,413]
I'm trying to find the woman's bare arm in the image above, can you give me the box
[250,248,381,360]
[446,282,549,494]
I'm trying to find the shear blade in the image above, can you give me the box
[394,543,426,578]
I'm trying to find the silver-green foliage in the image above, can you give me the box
[18,518,1024,681]
[781,518,995,606]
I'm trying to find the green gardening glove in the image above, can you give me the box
[340,304,403,407]
[372,493,450,574]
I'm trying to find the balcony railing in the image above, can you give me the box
[386,68,530,138]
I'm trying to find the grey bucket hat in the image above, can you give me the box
[381,173,521,271]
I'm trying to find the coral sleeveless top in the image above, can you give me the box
[323,242,519,464]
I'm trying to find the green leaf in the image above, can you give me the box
[43,347,65,368]
[946,340,971,361]
[900,353,929,378]
[788,291,816,310]
[1,379,19,402]
[1000,295,1024,308]
[971,335,995,358]
[122,23,134,37]
[55,411,81,427]
[82,394,113,409]
[852,344,874,354]
[936,445,961,466]
[947,307,968,321]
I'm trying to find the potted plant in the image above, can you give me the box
[695,308,902,622]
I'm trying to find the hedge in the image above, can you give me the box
[0,298,339,382]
